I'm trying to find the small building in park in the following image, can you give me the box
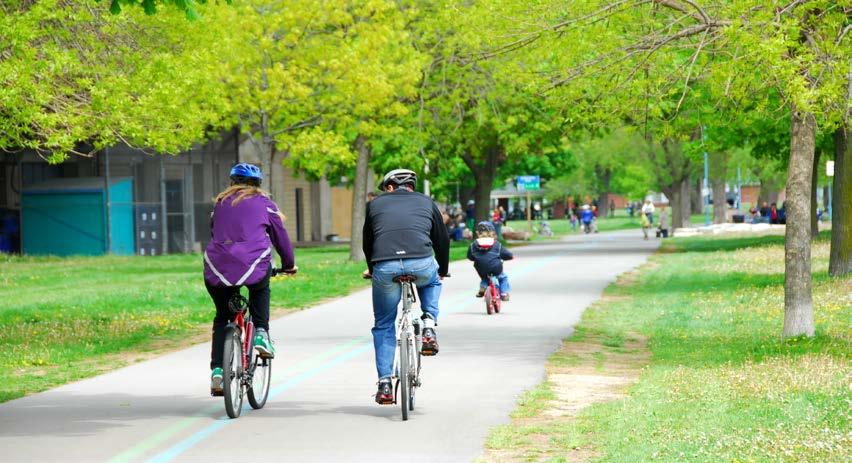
[21,177,135,256]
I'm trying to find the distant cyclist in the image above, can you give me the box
[580,204,594,233]
[362,169,450,404]
[468,221,513,301]
[204,163,296,395]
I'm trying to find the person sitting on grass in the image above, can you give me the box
[468,221,513,301]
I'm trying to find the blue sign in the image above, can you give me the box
[516,175,540,191]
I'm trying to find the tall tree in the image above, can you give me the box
[829,109,850,275]
[1,0,231,160]
[492,0,850,338]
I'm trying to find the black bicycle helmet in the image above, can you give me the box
[381,168,417,190]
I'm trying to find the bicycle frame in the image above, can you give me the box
[485,274,501,314]
[392,281,421,387]
[228,295,257,384]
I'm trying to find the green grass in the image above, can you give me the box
[485,231,851,462]
[0,241,471,403]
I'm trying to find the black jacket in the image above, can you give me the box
[362,189,450,276]
[467,239,513,278]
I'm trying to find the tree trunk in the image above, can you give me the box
[258,140,273,186]
[710,152,728,224]
[829,125,850,276]
[459,187,475,211]
[349,135,370,262]
[596,166,612,217]
[811,148,821,238]
[464,147,501,222]
[692,178,703,214]
[665,185,682,233]
[783,109,816,338]
[679,177,691,228]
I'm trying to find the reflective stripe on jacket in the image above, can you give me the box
[203,193,294,287]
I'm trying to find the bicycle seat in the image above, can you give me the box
[393,275,417,283]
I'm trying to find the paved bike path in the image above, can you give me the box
[0,230,658,462]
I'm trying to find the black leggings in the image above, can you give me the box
[206,266,271,369]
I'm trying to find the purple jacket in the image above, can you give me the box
[203,193,295,287]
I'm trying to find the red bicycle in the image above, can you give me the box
[484,274,501,315]
[220,267,295,419]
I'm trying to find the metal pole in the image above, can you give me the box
[423,159,430,197]
[526,190,532,232]
[104,147,112,254]
[186,149,195,253]
[703,151,710,225]
[160,156,168,255]
[736,165,742,210]
[828,179,833,220]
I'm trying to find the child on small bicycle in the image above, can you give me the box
[203,163,296,395]
[467,221,513,301]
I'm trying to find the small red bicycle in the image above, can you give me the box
[484,274,501,315]
[220,267,295,419]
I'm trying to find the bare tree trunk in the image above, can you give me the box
[811,148,821,238]
[679,178,691,228]
[349,135,370,262]
[757,186,768,208]
[783,109,816,338]
[829,125,850,275]
[459,186,475,210]
[258,141,273,186]
[692,178,703,214]
[596,166,612,217]
[711,152,728,224]
[463,147,501,222]
[665,185,682,232]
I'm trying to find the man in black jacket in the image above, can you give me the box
[362,169,450,404]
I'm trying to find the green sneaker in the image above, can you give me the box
[210,367,224,394]
[254,329,275,359]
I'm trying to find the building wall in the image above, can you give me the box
[741,185,760,208]
[331,186,353,239]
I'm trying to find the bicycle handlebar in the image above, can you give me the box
[272,266,298,277]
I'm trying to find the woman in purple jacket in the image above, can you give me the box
[205,163,296,394]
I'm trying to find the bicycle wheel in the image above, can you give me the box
[399,333,410,421]
[485,286,494,315]
[408,336,417,411]
[493,284,501,314]
[247,356,271,409]
[222,326,244,419]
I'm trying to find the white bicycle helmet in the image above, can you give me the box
[381,168,417,190]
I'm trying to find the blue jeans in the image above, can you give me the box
[480,273,510,295]
[371,257,442,379]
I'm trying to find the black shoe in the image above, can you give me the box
[421,327,439,356]
[476,288,485,298]
[375,380,394,405]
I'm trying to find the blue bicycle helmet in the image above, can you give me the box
[230,163,263,185]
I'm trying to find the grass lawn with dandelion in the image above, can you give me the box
[483,231,850,462]
[0,242,470,403]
